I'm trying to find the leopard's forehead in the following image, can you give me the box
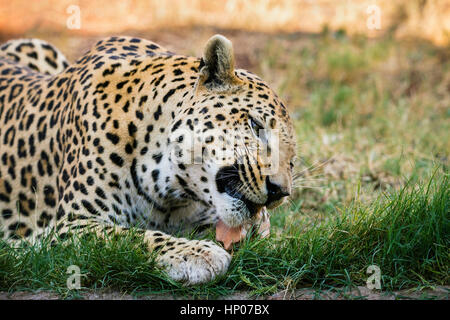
[187,67,295,144]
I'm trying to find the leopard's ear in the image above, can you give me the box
[198,35,242,91]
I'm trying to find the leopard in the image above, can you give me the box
[0,34,296,285]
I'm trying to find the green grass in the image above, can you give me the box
[0,171,447,298]
[258,31,449,216]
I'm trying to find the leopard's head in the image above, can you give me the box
[169,35,296,228]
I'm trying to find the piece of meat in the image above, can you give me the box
[216,207,270,250]
[215,220,245,250]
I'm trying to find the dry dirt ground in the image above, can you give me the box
[0,286,448,300]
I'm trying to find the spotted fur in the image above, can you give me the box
[0,35,296,284]
[0,39,69,75]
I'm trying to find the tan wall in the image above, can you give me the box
[0,0,449,45]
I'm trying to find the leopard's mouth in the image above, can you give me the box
[230,189,263,217]
[215,165,264,218]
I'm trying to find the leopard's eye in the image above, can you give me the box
[249,116,270,146]
[249,117,264,137]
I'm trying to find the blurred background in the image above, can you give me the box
[0,0,449,217]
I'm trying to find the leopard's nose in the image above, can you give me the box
[265,176,290,206]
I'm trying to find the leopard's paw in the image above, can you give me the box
[156,239,231,285]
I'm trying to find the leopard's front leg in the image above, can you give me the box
[59,216,231,285]
[149,234,231,284]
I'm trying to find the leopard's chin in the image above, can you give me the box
[214,195,265,229]
[240,196,265,218]
[265,198,285,210]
